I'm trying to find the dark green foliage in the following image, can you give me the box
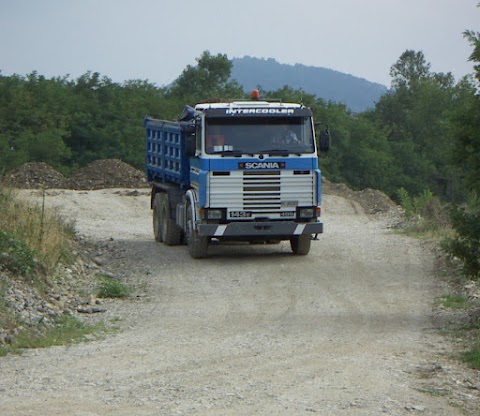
[168,51,243,104]
[0,231,37,277]
[444,31,480,281]
[97,276,131,298]
[371,50,460,200]
[464,346,480,370]
[0,70,170,174]
[444,206,480,279]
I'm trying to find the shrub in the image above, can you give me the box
[397,187,449,234]
[443,205,480,280]
[0,231,37,277]
[97,276,131,298]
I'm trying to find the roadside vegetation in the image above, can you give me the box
[0,315,102,356]
[97,274,131,299]
[0,183,101,355]
[0,185,74,279]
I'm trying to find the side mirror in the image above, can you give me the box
[319,129,330,153]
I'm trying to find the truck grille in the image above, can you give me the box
[209,170,315,215]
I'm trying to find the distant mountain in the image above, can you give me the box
[231,56,389,113]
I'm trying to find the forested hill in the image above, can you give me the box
[231,56,388,112]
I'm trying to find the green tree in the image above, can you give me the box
[168,51,243,103]
[390,50,431,90]
[446,30,480,279]
[372,50,458,200]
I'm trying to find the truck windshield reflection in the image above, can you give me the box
[205,117,315,155]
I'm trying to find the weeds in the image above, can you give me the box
[397,187,451,237]
[97,275,131,298]
[0,185,75,276]
[0,231,37,277]
[463,342,480,369]
[439,294,469,309]
[0,315,102,356]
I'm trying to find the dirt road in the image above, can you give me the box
[0,189,472,415]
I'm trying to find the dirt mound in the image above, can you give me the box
[4,162,69,189]
[68,159,147,190]
[3,160,148,190]
[323,178,398,215]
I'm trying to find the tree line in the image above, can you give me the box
[1,43,479,277]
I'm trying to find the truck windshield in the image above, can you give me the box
[205,117,315,155]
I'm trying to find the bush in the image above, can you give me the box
[0,231,37,277]
[397,187,450,233]
[97,276,131,298]
[443,206,480,280]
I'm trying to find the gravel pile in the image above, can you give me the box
[5,162,69,189]
[69,159,147,190]
[323,178,398,215]
[3,159,148,190]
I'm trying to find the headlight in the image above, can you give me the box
[207,209,223,220]
[200,208,225,221]
[297,206,321,219]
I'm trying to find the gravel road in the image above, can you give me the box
[0,189,473,415]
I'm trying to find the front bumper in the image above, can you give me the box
[197,221,323,238]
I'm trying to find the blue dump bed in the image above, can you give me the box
[145,117,190,187]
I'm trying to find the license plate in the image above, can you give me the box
[229,211,252,218]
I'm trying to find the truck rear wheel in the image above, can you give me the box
[290,235,311,255]
[160,194,182,246]
[187,202,208,259]
[152,193,164,242]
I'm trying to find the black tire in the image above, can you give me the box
[160,194,182,246]
[290,235,311,255]
[152,193,164,242]
[187,202,208,259]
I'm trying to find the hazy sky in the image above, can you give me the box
[1,0,478,88]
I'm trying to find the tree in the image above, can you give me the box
[390,50,431,90]
[372,50,458,200]
[168,51,243,103]
[446,30,480,279]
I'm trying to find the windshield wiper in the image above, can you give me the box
[211,150,244,157]
[259,149,290,155]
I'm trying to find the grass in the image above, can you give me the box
[464,342,480,369]
[0,185,75,279]
[97,275,131,298]
[439,294,469,309]
[0,315,103,357]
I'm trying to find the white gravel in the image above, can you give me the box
[1,189,477,415]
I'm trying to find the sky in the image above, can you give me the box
[0,0,479,88]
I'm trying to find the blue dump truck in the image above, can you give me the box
[145,95,329,258]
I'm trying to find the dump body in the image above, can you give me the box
[145,119,190,187]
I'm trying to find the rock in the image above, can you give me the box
[93,257,106,266]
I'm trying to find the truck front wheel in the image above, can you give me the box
[187,203,208,259]
[290,235,311,255]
